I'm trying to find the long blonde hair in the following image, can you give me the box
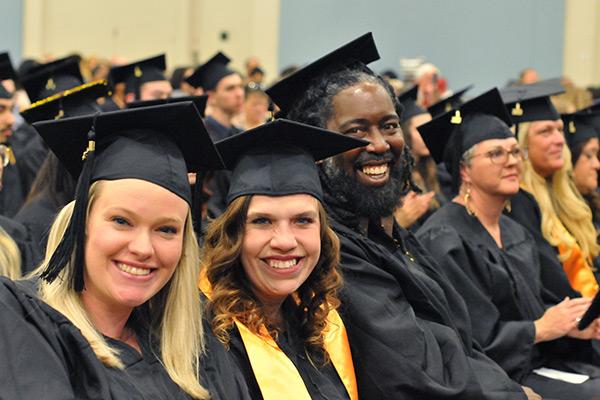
[518,122,600,260]
[32,181,209,399]
[0,227,21,279]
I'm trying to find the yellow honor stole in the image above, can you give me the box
[199,272,358,400]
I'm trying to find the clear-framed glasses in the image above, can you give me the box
[0,144,10,168]
[469,147,527,165]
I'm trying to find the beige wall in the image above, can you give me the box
[22,0,279,81]
[563,0,600,86]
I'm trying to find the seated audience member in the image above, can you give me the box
[417,88,600,400]
[268,32,532,399]
[395,85,443,230]
[562,112,600,232]
[108,54,172,105]
[201,119,365,399]
[0,103,237,399]
[501,83,600,299]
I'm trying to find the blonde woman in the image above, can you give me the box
[0,103,229,399]
[0,226,20,278]
[502,84,600,299]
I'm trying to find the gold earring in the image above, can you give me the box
[504,200,512,213]
[464,186,476,216]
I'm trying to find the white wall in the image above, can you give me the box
[563,0,600,86]
[22,0,279,81]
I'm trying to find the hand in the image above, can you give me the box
[534,297,592,343]
[568,316,600,340]
[521,386,542,400]
[394,191,435,228]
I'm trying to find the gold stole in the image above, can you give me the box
[199,272,358,400]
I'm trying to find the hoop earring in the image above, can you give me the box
[464,186,476,216]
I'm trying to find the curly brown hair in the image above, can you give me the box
[201,195,342,362]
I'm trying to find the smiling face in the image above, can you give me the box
[462,137,523,198]
[526,119,565,178]
[0,97,15,143]
[322,80,406,218]
[82,179,188,314]
[240,194,321,307]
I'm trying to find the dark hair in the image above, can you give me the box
[286,63,418,194]
[170,66,191,90]
[25,152,76,209]
[571,137,595,165]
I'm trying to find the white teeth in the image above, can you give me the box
[117,262,151,276]
[362,164,388,176]
[268,259,298,269]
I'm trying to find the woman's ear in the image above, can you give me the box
[459,161,471,186]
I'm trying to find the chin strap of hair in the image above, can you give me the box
[40,113,99,292]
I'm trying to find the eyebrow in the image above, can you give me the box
[246,210,319,219]
[105,207,184,224]
[338,114,399,129]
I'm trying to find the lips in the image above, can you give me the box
[262,256,304,273]
[115,261,154,277]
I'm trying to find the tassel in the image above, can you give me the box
[192,170,207,237]
[40,114,98,291]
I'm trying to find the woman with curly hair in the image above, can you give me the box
[502,82,600,299]
[200,119,365,400]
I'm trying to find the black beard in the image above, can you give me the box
[321,152,404,219]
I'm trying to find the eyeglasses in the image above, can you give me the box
[469,147,526,165]
[0,144,11,168]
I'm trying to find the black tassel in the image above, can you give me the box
[40,116,98,291]
[192,170,206,237]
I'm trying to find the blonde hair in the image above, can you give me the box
[0,227,21,279]
[518,122,600,260]
[32,181,209,399]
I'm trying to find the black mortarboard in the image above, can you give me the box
[109,54,167,98]
[266,33,380,113]
[20,80,108,124]
[216,118,368,205]
[500,79,564,124]
[32,102,223,291]
[418,88,514,194]
[185,52,235,91]
[20,55,83,102]
[561,112,599,160]
[0,53,17,99]
[398,85,427,123]
[427,85,473,118]
[127,95,208,117]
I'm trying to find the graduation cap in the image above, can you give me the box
[20,55,83,102]
[427,85,473,118]
[0,53,17,99]
[398,85,427,123]
[561,112,599,162]
[185,52,235,91]
[20,80,109,124]
[216,118,368,205]
[266,33,380,114]
[500,79,564,125]
[417,88,513,194]
[32,102,224,291]
[127,95,208,117]
[109,54,167,98]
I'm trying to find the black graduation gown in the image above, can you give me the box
[11,123,48,198]
[418,203,600,399]
[14,195,58,271]
[506,189,582,300]
[215,319,351,400]
[0,278,239,399]
[0,162,24,217]
[324,212,526,399]
[0,215,42,272]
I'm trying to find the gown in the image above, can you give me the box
[0,277,246,399]
[321,190,527,399]
[418,202,600,399]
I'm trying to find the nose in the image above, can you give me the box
[593,155,600,170]
[128,229,154,259]
[366,129,391,154]
[270,223,298,252]
[553,128,565,145]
